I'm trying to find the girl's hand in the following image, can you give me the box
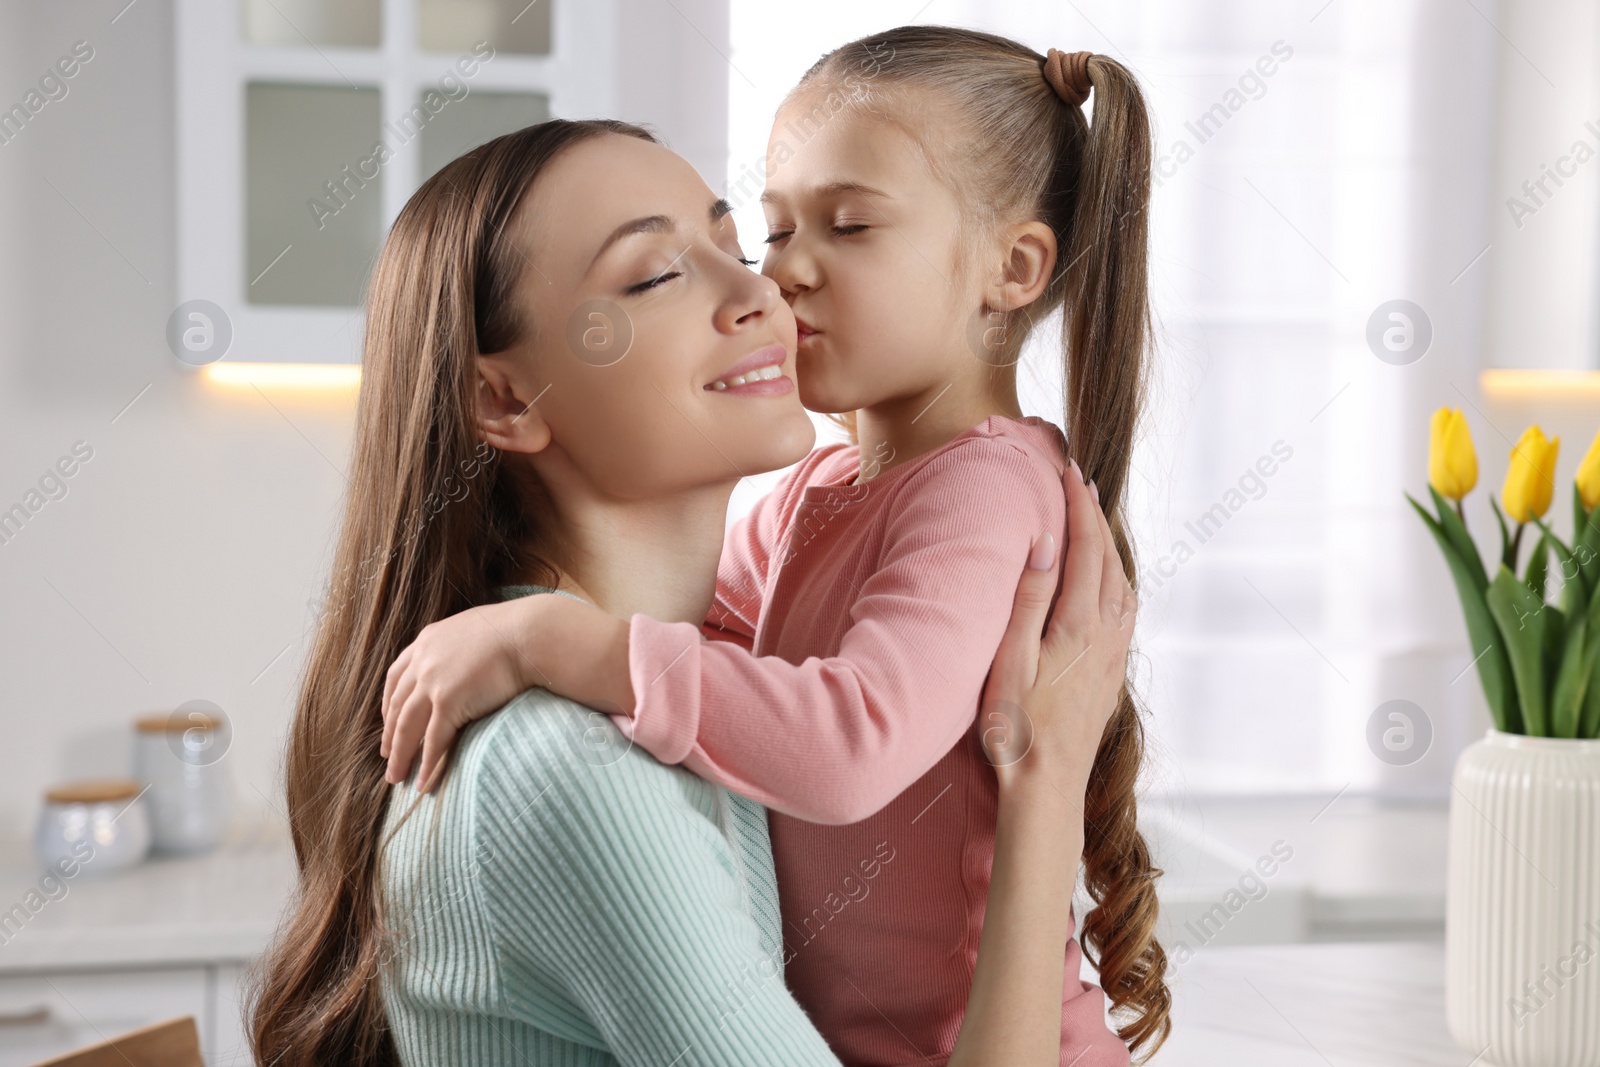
[380,597,542,791]
[979,459,1135,794]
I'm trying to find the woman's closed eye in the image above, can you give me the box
[625,270,683,295]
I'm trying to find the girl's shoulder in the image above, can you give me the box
[957,414,1068,475]
[752,439,861,531]
[799,416,1066,490]
[859,416,1069,538]
[890,414,1068,496]
[790,437,860,490]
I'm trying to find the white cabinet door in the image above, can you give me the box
[0,968,209,1067]
[208,963,255,1067]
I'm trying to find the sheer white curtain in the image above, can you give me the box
[724,0,1497,797]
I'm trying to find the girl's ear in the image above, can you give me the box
[476,351,553,456]
[984,220,1058,314]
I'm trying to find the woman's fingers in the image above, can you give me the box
[385,685,433,785]
[1089,482,1138,639]
[980,530,1060,769]
[1093,482,1127,622]
[1055,460,1103,642]
[380,644,414,757]
[416,716,460,795]
[382,665,418,763]
[998,531,1059,691]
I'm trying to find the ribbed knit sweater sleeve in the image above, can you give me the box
[469,697,844,1067]
[618,437,1063,824]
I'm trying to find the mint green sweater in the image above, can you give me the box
[378,587,843,1066]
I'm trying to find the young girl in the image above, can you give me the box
[382,26,1168,1064]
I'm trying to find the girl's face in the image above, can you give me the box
[491,133,816,499]
[760,97,980,415]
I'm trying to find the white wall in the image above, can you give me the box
[0,0,729,836]
[1484,0,1600,370]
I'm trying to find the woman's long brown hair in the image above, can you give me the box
[247,118,655,1067]
[799,27,1171,1059]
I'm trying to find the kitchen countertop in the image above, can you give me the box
[1150,940,1474,1066]
[0,820,294,974]
[1145,793,1450,942]
[0,814,1476,1065]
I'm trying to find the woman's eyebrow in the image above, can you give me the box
[588,214,672,273]
[587,199,736,274]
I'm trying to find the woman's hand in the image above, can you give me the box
[380,596,543,790]
[948,459,1137,1067]
[979,457,1135,796]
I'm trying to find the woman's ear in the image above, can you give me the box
[983,221,1058,314]
[476,351,553,456]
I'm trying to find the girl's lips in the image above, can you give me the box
[797,323,819,345]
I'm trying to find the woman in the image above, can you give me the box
[247,119,1137,1066]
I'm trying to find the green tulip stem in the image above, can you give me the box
[1511,522,1526,573]
[1456,499,1467,529]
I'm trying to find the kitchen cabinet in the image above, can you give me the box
[0,826,289,1065]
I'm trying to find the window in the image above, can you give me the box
[726,1,1484,798]
[175,0,617,362]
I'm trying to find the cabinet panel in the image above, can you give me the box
[208,963,255,1067]
[0,968,208,1067]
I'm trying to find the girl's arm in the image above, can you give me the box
[380,445,827,789]
[385,436,1069,816]
[552,437,1070,824]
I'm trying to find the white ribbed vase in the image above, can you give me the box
[1446,730,1600,1067]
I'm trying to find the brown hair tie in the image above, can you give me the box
[1042,48,1094,108]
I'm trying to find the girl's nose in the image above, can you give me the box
[767,243,820,296]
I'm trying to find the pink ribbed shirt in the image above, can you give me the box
[615,415,1129,1067]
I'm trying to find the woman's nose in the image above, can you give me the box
[719,255,783,332]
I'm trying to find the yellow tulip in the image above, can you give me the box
[1428,407,1478,501]
[1577,427,1600,511]
[1501,425,1560,523]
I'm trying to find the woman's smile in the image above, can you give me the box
[704,341,795,395]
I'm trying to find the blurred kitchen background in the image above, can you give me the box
[0,0,1595,1064]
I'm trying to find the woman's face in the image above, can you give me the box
[489,133,815,500]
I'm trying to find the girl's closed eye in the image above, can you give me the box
[763,223,869,244]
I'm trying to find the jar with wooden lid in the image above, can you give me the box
[33,778,151,875]
[134,709,231,855]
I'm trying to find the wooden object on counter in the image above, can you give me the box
[26,1015,202,1067]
